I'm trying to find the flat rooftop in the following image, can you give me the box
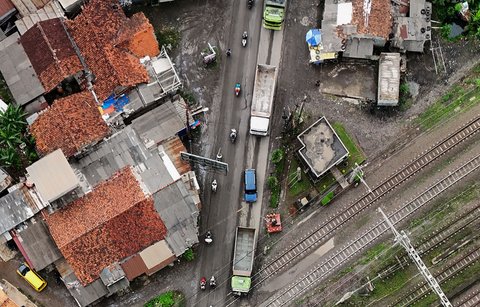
[26,149,79,203]
[297,117,349,178]
[378,53,401,106]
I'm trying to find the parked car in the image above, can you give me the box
[244,169,257,202]
[16,262,47,292]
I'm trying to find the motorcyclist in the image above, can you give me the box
[230,129,237,142]
[200,277,207,290]
[205,231,213,244]
[212,179,217,192]
[210,276,216,288]
[235,83,241,96]
[242,31,248,39]
[226,48,231,56]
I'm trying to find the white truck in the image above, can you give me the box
[250,64,278,136]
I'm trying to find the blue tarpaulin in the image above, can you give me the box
[306,29,322,46]
[102,94,130,113]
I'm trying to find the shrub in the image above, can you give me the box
[267,176,279,190]
[399,83,409,95]
[270,148,284,165]
[144,291,175,307]
[181,248,194,262]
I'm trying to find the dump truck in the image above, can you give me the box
[250,64,278,136]
[231,227,256,296]
[263,0,287,30]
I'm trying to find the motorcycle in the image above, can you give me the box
[210,276,216,288]
[211,179,217,192]
[230,129,237,143]
[205,231,213,244]
[226,48,231,57]
[200,277,207,290]
[247,0,253,9]
[242,31,248,47]
[234,83,241,96]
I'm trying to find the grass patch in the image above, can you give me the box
[144,290,185,307]
[332,122,366,174]
[416,67,480,130]
[287,158,311,197]
[359,243,387,265]
[315,174,337,194]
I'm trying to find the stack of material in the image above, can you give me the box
[265,213,282,233]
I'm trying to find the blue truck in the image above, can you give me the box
[244,169,257,203]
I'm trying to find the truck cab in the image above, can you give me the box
[244,169,257,203]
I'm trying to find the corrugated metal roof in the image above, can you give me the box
[377,52,401,106]
[26,149,79,202]
[152,180,199,256]
[72,126,174,194]
[15,218,62,270]
[120,254,148,281]
[162,137,191,175]
[55,258,108,307]
[99,263,126,287]
[131,100,187,146]
[0,32,45,106]
[0,187,37,235]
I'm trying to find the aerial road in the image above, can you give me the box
[193,0,264,306]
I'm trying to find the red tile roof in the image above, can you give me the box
[352,0,392,39]
[0,0,15,18]
[45,168,167,285]
[66,0,157,101]
[20,18,83,92]
[30,91,110,157]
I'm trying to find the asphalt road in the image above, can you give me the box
[193,1,264,306]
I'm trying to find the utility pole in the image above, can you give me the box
[349,163,372,193]
[378,208,452,307]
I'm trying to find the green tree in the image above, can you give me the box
[0,147,20,167]
[0,105,26,133]
[0,128,22,148]
[270,148,284,165]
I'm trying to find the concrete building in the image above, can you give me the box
[317,0,432,61]
[391,0,433,52]
[297,117,349,181]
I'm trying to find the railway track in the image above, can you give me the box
[263,152,480,307]
[455,288,480,307]
[395,246,480,307]
[222,116,480,307]
[311,203,480,305]
[377,203,480,279]
[222,118,480,307]
[253,116,480,283]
